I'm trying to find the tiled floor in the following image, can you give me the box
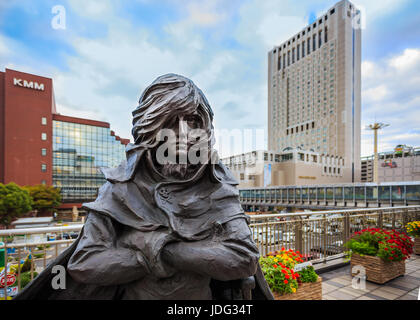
[321,254,420,300]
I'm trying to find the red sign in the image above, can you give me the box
[0,274,16,288]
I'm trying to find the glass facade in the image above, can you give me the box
[52,120,126,203]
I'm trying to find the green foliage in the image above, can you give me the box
[20,256,32,273]
[0,182,32,228]
[24,185,61,215]
[344,228,413,262]
[19,271,38,289]
[345,239,377,256]
[297,266,318,283]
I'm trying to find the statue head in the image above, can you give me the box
[131,74,216,179]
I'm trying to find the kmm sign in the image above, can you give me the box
[13,78,45,91]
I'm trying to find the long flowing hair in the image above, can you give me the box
[131,74,215,152]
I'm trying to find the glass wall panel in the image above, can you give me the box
[344,187,353,200]
[326,188,334,200]
[391,186,405,200]
[53,120,126,203]
[334,187,343,200]
[288,188,295,200]
[366,187,378,200]
[302,188,308,199]
[379,186,391,201]
[406,185,420,201]
[309,188,316,200]
[317,188,325,200]
[355,187,365,200]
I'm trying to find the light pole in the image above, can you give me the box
[366,123,390,183]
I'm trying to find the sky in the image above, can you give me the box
[0,0,419,158]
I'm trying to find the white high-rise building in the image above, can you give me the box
[268,0,361,182]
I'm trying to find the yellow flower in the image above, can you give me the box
[292,287,296,293]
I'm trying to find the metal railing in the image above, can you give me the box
[1,205,419,299]
[249,205,420,261]
[0,225,83,300]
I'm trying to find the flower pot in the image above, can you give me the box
[273,277,322,300]
[414,237,420,255]
[350,254,405,284]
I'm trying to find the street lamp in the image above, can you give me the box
[366,122,390,183]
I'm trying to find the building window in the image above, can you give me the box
[283,54,286,69]
[41,164,47,172]
[325,27,328,43]
[319,30,323,47]
[292,48,295,63]
[41,148,47,156]
[41,117,47,125]
[297,44,300,60]
[287,51,290,66]
[41,180,46,185]
[330,8,335,15]
[307,38,310,55]
[278,56,281,70]
[41,133,47,141]
[313,34,316,51]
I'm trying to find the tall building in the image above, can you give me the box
[0,68,129,208]
[268,0,361,182]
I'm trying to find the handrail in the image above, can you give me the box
[0,224,83,237]
[248,205,420,221]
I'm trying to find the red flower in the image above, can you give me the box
[284,280,288,284]
[273,265,278,268]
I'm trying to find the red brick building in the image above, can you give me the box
[0,68,129,207]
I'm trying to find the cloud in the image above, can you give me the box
[1,0,418,160]
[361,48,420,156]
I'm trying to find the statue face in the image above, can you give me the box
[162,110,205,161]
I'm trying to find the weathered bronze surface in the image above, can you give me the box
[15,74,273,300]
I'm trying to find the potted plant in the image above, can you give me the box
[406,221,420,255]
[260,248,322,300]
[345,228,414,284]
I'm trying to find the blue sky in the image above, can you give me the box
[1,0,419,157]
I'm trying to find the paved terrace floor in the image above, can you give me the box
[321,254,420,300]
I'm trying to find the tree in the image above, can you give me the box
[0,182,32,228]
[24,185,61,216]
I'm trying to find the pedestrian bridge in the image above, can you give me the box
[239,181,420,210]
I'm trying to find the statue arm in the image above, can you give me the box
[162,217,259,281]
[67,212,150,286]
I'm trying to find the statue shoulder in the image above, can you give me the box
[212,161,239,186]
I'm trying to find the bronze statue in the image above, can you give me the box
[15,74,273,300]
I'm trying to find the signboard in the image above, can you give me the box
[0,265,19,298]
[0,286,18,298]
[13,78,45,91]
